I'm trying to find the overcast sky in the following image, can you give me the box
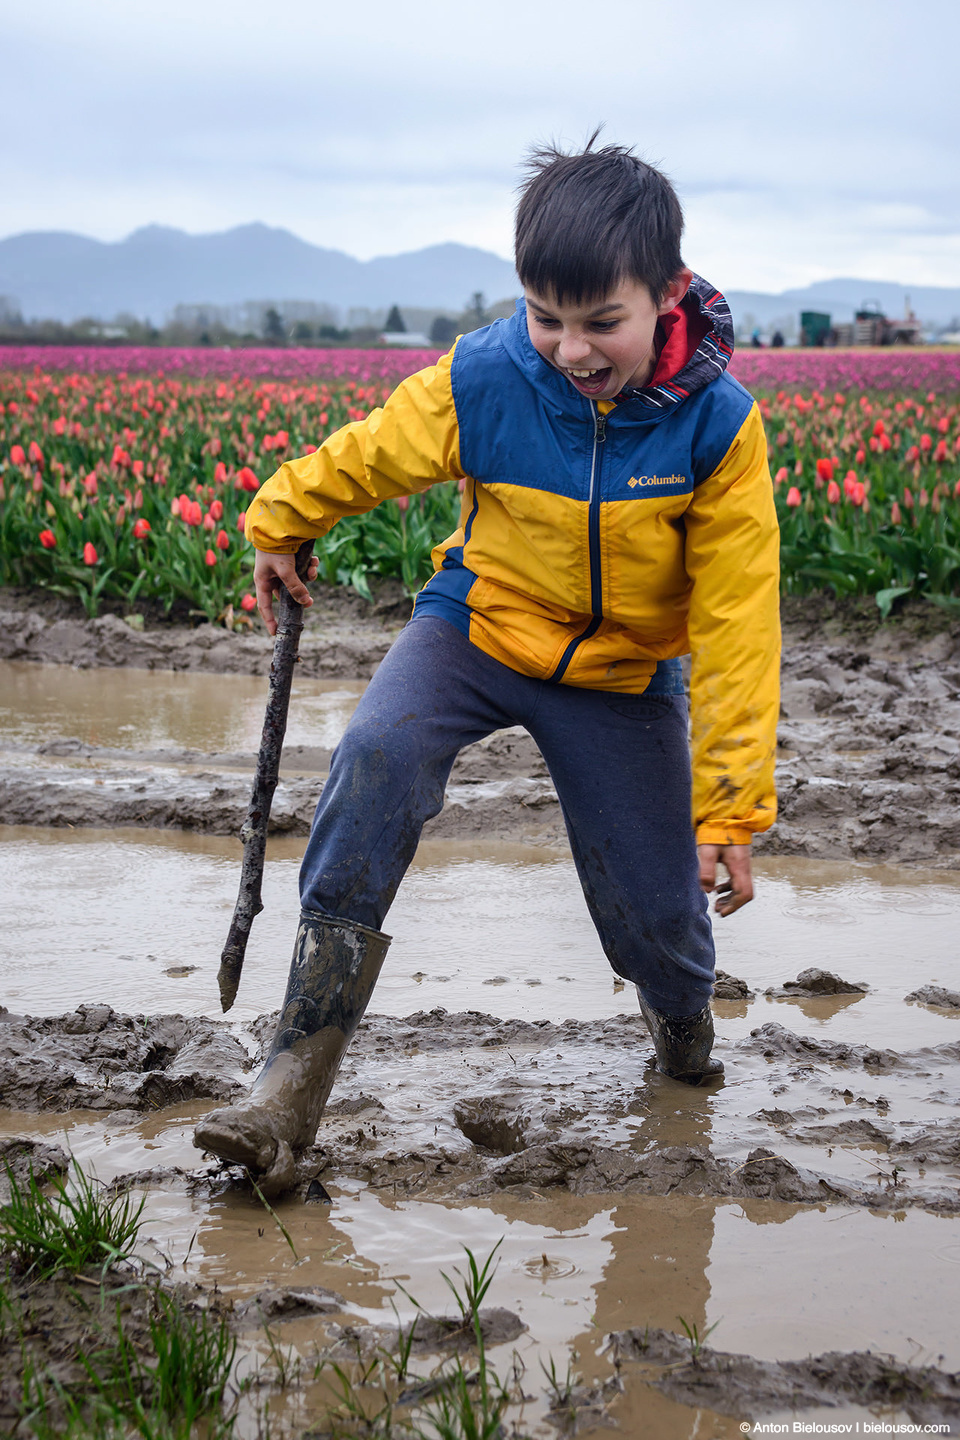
[2,0,958,293]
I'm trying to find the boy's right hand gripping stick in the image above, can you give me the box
[217,539,314,1012]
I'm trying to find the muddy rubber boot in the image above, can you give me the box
[194,913,390,1195]
[637,992,724,1086]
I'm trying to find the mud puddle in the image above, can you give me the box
[2,1103,957,1436]
[2,824,959,1044]
[0,656,364,759]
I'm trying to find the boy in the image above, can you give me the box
[195,140,780,1195]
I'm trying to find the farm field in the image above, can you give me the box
[3,346,960,1436]
[2,346,960,621]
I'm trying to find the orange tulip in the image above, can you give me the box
[83,542,98,565]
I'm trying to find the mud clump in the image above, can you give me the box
[712,970,754,1000]
[906,983,960,1009]
[609,1325,960,1429]
[766,968,869,998]
[0,1136,69,1201]
[325,1307,527,1358]
[0,1004,252,1112]
[232,1285,344,1326]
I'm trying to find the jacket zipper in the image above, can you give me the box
[587,402,606,616]
[547,403,606,682]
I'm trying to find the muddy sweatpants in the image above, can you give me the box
[298,616,716,1017]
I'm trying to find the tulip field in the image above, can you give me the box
[1,345,960,623]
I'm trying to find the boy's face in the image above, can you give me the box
[524,271,692,401]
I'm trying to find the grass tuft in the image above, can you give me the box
[0,1160,145,1280]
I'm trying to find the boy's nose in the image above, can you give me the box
[556,332,593,365]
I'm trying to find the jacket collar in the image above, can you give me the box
[501,275,734,419]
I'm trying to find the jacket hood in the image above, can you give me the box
[505,274,735,418]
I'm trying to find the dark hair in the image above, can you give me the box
[515,134,684,305]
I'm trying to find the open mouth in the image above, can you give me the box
[563,366,613,396]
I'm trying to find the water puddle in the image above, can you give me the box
[0,657,364,755]
[2,825,958,1052]
[3,1101,957,1437]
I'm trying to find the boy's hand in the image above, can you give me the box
[698,843,754,917]
[254,549,320,636]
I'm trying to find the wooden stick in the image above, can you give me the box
[217,540,314,1012]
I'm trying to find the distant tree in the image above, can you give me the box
[429,315,459,345]
[464,292,488,329]
[292,320,314,342]
[263,307,285,343]
[384,304,406,333]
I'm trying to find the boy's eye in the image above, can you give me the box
[533,315,560,328]
[589,320,619,332]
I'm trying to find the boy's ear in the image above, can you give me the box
[657,267,694,316]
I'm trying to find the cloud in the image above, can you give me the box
[2,0,958,287]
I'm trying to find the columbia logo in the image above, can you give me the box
[628,474,688,488]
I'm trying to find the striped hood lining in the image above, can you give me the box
[615,276,735,411]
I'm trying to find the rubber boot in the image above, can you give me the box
[637,991,724,1086]
[194,912,390,1195]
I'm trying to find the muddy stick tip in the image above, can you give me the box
[217,943,244,1012]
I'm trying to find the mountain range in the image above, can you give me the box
[1,223,959,332]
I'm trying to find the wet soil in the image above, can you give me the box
[4,587,960,1433]
[5,588,960,861]
[610,1325,960,1428]
[2,1002,959,1218]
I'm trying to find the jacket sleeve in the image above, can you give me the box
[245,348,463,553]
[684,401,781,845]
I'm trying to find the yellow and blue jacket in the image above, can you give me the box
[247,277,780,846]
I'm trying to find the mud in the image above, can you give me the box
[610,1325,960,1428]
[6,589,960,859]
[908,984,960,1009]
[0,579,409,678]
[765,967,869,997]
[4,1004,960,1219]
[0,1003,251,1112]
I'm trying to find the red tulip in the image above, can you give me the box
[210,499,223,520]
[10,444,26,466]
[934,440,948,463]
[852,482,866,506]
[237,510,247,532]
[855,448,865,464]
[203,512,216,531]
[204,548,217,567]
[920,433,932,452]
[83,542,98,565]
[240,593,257,612]
[396,494,410,512]
[786,486,802,507]
[891,501,902,524]
[215,528,229,550]
[213,461,227,483]
[827,480,840,504]
[133,518,151,538]
[28,441,44,465]
[774,466,788,484]
[39,529,57,549]
[238,467,259,492]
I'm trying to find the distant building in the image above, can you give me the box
[380,331,432,347]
